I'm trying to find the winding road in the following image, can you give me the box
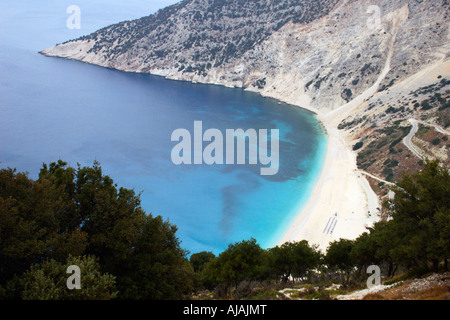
[402,118,450,159]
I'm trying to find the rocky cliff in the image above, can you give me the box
[41,0,449,113]
[41,0,450,192]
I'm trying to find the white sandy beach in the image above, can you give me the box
[277,6,405,251]
[278,55,450,253]
[278,118,380,252]
[276,44,388,251]
[277,41,390,251]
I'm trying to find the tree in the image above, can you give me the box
[190,251,215,273]
[290,241,321,281]
[113,214,195,300]
[370,220,401,277]
[350,232,377,278]
[384,159,450,272]
[0,160,195,299]
[267,241,321,283]
[0,165,87,288]
[19,255,117,300]
[325,239,355,285]
[202,238,263,297]
[266,243,294,283]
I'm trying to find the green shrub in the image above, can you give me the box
[431,138,441,145]
[353,141,364,151]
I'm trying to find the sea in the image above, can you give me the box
[0,0,327,255]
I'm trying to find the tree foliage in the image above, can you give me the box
[19,255,117,300]
[267,240,321,283]
[0,160,193,299]
[325,160,449,281]
[1,159,448,299]
[190,251,215,273]
[201,238,264,296]
[382,159,450,272]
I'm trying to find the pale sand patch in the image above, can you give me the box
[277,122,380,252]
[277,7,450,252]
[278,57,449,251]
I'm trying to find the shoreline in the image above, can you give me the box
[40,49,381,253]
[277,113,380,252]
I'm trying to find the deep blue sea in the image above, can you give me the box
[0,0,327,254]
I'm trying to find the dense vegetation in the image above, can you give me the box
[356,122,412,181]
[0,160,448,299]
[76,0,339,70]
[349,78,450,198]
[192,160,449,299]
[0,160,194,299]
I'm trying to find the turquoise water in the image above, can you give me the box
[0,0,327,254]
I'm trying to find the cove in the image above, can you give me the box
[0,0,328,255]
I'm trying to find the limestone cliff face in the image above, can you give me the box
[41,0,449,114]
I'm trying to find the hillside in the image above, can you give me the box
[41,0,449,111]
[344,272,450,300]
[270,272,450,300]
[41,0,450,200]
